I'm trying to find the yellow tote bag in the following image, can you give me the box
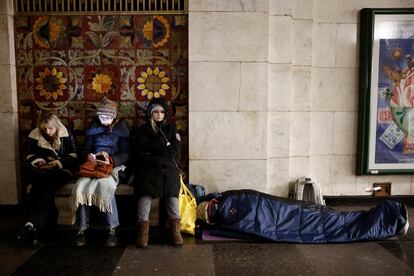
[179,175,197,235]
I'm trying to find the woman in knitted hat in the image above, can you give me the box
[131,98,183,248]
[72,97,130,247]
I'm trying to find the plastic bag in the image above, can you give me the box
[179,175,197,235]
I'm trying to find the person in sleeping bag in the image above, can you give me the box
[197,189,409,243]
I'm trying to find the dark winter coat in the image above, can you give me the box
[132,121,181,198]
[24,127,78,181]
[208,189,408,243]
[82,117,130,167]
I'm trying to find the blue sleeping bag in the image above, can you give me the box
[209,189,408,243]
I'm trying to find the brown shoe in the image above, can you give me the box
[136,220,150,248]
[168,219,183,246]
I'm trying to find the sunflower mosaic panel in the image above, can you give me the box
[15,14,188,173]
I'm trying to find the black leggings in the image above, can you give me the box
[27,169,71,227]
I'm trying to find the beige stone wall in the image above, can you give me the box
[189,0,414,196]
[0,0,19,204]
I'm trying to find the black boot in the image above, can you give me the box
[75,230,86,247]
[17,223,39,246]
[105,228,118,247]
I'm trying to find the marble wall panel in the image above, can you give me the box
[189,12,268,62]
[336,24,358,68]
[329,155,357,195]
[292,66,311,111]
[0,160,18,204]
[189,61,240,111]
[0,16,11,65]
[267,157,290,196]
[269,16,292,64]
[268,111,290,158]
[366,0,414,8]
[0,112,18,160]
[189,111,267,159]
[189,0,269,12]
[312,23,336,68]
[290,112,311,157]
[311,68,358,111]
[293,0,313,20]
[313,0,365,23]
[311,112,333,155]
[292,20,312,66]
[239,62,268,111]
[0,0,12,15]
[333,111,357,155]
[289,156,310,184]
[0,64,17,112]
[310,155,331,194]
[190,159,267,193]
[268,64,291,111]
[269,0,292,16]
[7,15,15,66]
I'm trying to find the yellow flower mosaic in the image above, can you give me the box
[92,74,113,94]
[137,67,170,100]
[35,67,67,100]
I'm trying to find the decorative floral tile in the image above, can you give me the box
[32,16,68,50]
[15,13,188,174]
[83,66,120,102]
[68,16,84,49]
[118,16,136,49]
[133,15,155,49]
[152,15,172,49]
[32,66,69,102]
[135,65,172,102]
[82,16,101,50]
[119,49,135,64]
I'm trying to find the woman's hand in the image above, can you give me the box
[35,159,47,167]
[95,151,110,164]
[39,160,59,170]
[87,153,96,162]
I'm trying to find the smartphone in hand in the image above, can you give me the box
[96,154,106,161]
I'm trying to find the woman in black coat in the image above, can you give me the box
[132,98,182,247]
[17,112,78,245]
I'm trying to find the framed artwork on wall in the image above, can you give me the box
[357,8,414,175]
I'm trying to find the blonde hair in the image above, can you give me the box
[150,117,158,132]
[38,112,65,149]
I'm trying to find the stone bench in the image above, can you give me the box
[54,182,159,226]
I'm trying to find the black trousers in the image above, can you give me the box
[27,169,72,227]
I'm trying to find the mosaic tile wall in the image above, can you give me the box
[14,14,188,176]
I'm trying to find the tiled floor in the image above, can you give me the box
[1,204,413,275]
